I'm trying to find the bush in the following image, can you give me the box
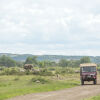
[48,67,56,71]
[0,66,5,71]
[13,77,20,81]
[31,77,49,84]
[25,70,31,75]
[9,68,19,75]
[32,68,54,76]
[0,67,21,75]
[55,68,74,75]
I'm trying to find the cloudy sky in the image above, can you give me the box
[0,0,100,55]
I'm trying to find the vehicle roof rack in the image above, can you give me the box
[80,63,97,67]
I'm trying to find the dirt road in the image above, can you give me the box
[8,83,100,100]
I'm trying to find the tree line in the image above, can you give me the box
[0,55,23,67]
[0,55,91,67]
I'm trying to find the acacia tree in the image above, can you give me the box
[59,59,69,67]
[80,56,91,64]
[0,55,16,67]
[24,56,38,66]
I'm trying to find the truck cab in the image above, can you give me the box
[80,63,97,85]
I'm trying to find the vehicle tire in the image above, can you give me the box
[93,79,97,85]
[81,79,84,85]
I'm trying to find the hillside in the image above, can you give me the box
[0,53,100,63]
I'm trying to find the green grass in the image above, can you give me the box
[85,95,100,100]
[0,74,80,100]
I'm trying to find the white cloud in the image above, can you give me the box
[0,0,100,55]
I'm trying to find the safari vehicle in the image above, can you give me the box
[80,63,97,85]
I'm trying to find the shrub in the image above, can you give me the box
[55,68,74,75]
[0,67,21,75]
[32,68,54,76]
[25,70,30,75]
[13,77,20,81]
[31,77,49,84]
[48,68,56,71]
[9,68,19,75]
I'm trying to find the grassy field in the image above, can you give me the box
[85,95,100,100]
[0,74,80,100]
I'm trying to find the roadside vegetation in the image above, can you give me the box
[0,55,95,100]
[85,95,100,100]
[0,74,80,100]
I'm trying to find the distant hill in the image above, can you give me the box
[0,53,100,63]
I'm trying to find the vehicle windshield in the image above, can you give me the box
[82,66,96,72]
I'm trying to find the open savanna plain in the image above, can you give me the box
[7,74,100,100]
[0,73,80,100]
[0,67,100,100]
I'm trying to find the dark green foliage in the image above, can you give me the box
[68,60,80,67]
[0,55,16,67]
[58,57,91,67]
[38,61,45,67]
[25,70,30,75]
[3,67,19,75]
[55,68,74,74]
[0,55,92,76]
[0,67,24,75]
[59,59,69,67]
[80,56,91,64]
[32,68,54,76]
[38,61,56,67]
[24,56,37,65]
[16,61,23,67]
[0,53,99,63]
[40,69,53,76]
